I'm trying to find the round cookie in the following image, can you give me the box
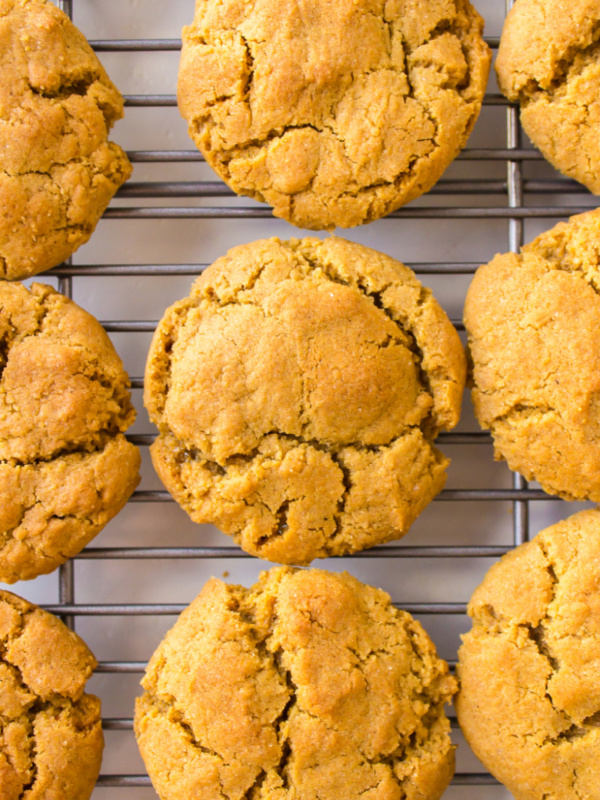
[0,0,132,281]
[0,281,141,583]
[177,0,491,230]
[456,509,600,800]
[145,236,466,564]
[496,0,600,193]
[464,208,600,501]
[0,589,103,799]
[135,567,457,800]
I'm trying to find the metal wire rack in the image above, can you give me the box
[13,0,596,797]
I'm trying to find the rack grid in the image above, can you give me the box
[16,1,597,797]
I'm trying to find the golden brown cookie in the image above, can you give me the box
[145,237,466,564]
[0,0,132,281]
[496,0,600,193]
[0,282,141,583]
[177,0,491,230]
[0,589,103,799]
[464,208,600,501]
[456,509,600,800]
[135,567,457,800]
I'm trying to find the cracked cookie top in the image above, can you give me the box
[144,237,465,564]
[456,509,600,800]
[0,281,140,583]
[0,589,103,799]
[0,0,132,280]
[464,208,600,501]
[496,0,600,193]
[177,0,491,230]
[135,567,457,800]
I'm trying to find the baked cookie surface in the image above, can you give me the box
[0,282,141,583]
[456,509,600,800]
[145,237,465,564]
[496,0,600,192]
[135,567,457,800]
[0,589,103,799]
[178,0,491,230]
[464,208,600,501]
[0,0,132,281]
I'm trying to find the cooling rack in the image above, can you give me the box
[8,1,598,798]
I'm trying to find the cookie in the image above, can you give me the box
[145,237,465,564]
[0,282,141,583]
[464,208,600,501]
[177,0,491,230]
[456,509,600,800]
[135,567,457,800]
[0,589,103,799]
[496,0,600,193]
[0,0,132,281]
